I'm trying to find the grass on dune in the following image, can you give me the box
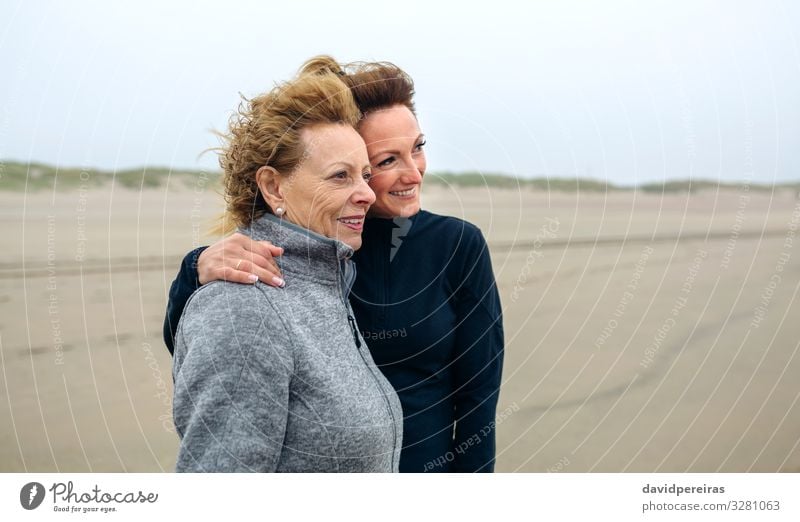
[1,160,797,194]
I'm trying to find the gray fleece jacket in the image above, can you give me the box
[172,213,403,472]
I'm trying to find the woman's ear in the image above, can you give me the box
[255,166,284,212]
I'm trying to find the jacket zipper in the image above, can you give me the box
[339,258,399,470]
[347,315,361,348]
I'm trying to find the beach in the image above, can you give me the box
[1,180,799,472]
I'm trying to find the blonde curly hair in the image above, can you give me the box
[216,57,361,232]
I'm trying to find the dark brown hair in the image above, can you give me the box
[301,56,416,117]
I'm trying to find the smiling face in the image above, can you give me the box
[357,105,427,219]
[264,123,375,250]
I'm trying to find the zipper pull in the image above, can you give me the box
[347,314,361,349]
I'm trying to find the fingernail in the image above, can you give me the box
[248,274,258,283]
[272,276,285,288]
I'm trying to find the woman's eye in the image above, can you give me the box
[414,140,427,152]
[376,156,395,168]
[362,171,372,181]
[332,171,348,180]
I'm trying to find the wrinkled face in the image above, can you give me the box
[280,123,375,250]
[357,105,426,219]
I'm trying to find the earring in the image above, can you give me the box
[275,207,285,217]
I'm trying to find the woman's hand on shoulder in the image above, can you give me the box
[197,232,285,287]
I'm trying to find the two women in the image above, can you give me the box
[172,62,402,471]
[170,57,504,472]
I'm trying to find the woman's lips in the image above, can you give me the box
[388,186,417,198]
[337,215,365,231]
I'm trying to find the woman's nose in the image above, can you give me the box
[353,177,376,206]
[401,159,423,184]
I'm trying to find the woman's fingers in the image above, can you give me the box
[236,238,284,272]
[237,240,284,284]
[248,241,284,266]
[234,254,285,287]
[198,234,286,286]
[214,266,260,285]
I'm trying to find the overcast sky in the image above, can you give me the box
[1,0,798,184]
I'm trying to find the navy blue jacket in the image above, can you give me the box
[164,210,504,472]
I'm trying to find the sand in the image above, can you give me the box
[1,180,798,472]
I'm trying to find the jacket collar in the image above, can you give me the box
[239,213,356,294]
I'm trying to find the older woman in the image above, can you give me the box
[167,57,503,473]
[172,62,403,472]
